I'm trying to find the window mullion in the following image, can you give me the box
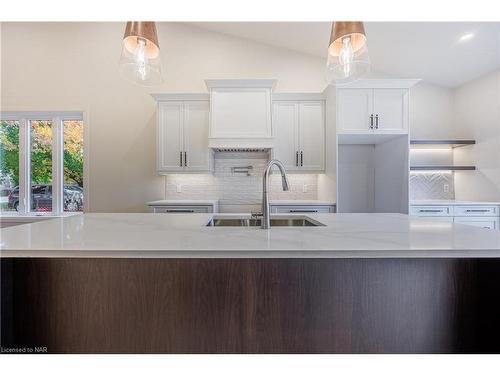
[18,118,30,214]
[52,117,64,215]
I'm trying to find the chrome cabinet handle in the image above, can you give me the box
[419,209,444,213]
[375,114,379,129]
[465,209,489,212]
[180,151,183,167]
[184,151,187,167]
[165,209,195,213]
[369,114,374,129]
[295,151,299,167]
[300,151,303,166]
[289,209,318,213]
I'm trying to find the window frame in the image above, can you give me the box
[0,111,84,216]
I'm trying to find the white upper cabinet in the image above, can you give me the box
[337,89,373,133]
[273,102,299,170]
[154,95,212,174]
[272,96,325,172]
[206,79,276,149]
[183,101,211,171]
[336,79,418,135]
[372,89,408,133]
[299,102,325,171]
[157,101,184,172]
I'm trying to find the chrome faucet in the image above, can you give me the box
[260,159,290,229]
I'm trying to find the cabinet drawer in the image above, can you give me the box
[151,205,213,213]
[410,205,452,216]
[453,205,498,217]
[454,217,499,230]
[271,205,334,214]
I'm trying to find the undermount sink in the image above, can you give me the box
[206,215,325,227]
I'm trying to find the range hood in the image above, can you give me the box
[205,79,277,149]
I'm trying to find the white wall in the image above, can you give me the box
[453,70,500,201]
[410,82,454,139]
[1,22,326,212]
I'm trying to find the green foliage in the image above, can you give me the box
[64,150,83,186]
[0,120,84,188]
[0,121,20,186]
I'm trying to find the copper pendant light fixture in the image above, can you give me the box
[119,22,163,86]
[326,21,371,85]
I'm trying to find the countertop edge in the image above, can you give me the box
[2,249,500,259]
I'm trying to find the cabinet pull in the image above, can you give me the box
[369,114,374,129]
[300,151,303,166]
[295,151,299,167]
[465,209,489,213]
[289,209,318,213]
[419,209,444,213]
[375,114,379,129]
[184,151,187,167]
[165,209,195,213]
[180,151,183,167]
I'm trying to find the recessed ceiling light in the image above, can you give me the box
[458,32,475,43]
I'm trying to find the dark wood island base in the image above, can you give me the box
[2,258,500,353]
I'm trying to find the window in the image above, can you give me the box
[0,120,20,212]
[0,112,84,215]
[63,120,84,212]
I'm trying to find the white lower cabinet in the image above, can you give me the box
[454,217,499,230]
[410,204,500,230]
[149,205,215,213]
[270,204,335,214]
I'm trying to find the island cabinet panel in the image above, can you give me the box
[2,258,500,354]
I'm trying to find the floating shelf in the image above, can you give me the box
[410,166,476,171]
[410,140,475,149]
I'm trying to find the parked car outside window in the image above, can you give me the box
[7,184,83,212]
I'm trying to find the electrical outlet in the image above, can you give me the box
[302,184,308,193]
[444,184,449,193]
[176,184,182,193]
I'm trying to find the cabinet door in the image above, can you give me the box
[184,101,211,172]
[210,88,272,138]
[454,217,499,230]
[298,101,325,171]
[337,89,373,133]
[273,102,299,170]
[157,102,184,172]
[373,89,408,133]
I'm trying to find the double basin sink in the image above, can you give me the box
[206,215,325,227]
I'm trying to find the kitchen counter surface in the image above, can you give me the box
[411,200,500,205]
[2,213,500,258]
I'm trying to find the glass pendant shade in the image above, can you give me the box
[119,22,163,86]
[326,22,371,85]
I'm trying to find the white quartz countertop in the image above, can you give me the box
[2,213,500,258]
[0,211,82,222]
[147,200,219,206]
[411,200,500,205]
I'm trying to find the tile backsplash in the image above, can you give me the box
[409,172,455,200]
[165,151,318,212]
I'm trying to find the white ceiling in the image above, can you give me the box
[190,22,500,88]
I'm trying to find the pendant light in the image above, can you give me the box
[326,22,370,85]
[119,22,163,86]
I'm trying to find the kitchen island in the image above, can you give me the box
[2,213,500,353]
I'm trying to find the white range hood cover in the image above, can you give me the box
[205,79,277,149]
